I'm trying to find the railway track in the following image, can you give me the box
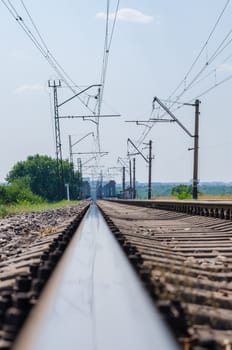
[12,203,178,350]
[1,199,232,349]
[0,201,90,350]
[98,200,232,350]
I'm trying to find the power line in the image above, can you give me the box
[95,0,120,153]
[98,1,120,121]
[192,72,232,100]
[174,28,232,102]
[145,12,232,139]
[208,29,232,64]
[134,2,232,149]
[184,50,232,91]
[150,70,232,123]
[169,0,231,100]
[1,0,95,113]
[135,2,232,147]
[20,0,81,92]
[108,0,120,50]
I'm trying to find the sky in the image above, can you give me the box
[1,0,232,184]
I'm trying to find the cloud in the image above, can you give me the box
[96,8,154,24]
[218,63,232,73]
[14,84,45,94]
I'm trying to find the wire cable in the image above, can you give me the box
[20,0,85,93]
[134,1,232,148]
[159,22,232,119]
[184,50,232,91]
[191,72,232,100]
[95,0,120,153]
[2,0,95,113]
[168,0,231,100]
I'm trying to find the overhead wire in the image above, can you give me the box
[92,0,120,182]
[2,0,122,185]
[91,0,120,172]
[2,0,96,113]
[191,72,232,100]
[173,28,232,102]
[168,0,231,100]
[95,0,120,154]
[149,69,232,126]
[135,0,232,147]
[96,0,110,152]
[207,29,232,63]
[20,0,84,92]
[183,50,232,91]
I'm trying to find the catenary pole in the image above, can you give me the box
[148,140,152,199]
[129,159,132,198]
[193,99,200,199]
[133,158,136,199]
[122,166,126,198]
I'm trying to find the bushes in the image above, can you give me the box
[171,184,192,200]
[0,178,43,206]
[0,205,8,217]
[6,154,81,201]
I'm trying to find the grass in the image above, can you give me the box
[153,194,232,201]
[0,200,79,218]
[198,194,232,200]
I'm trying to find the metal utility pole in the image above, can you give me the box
[100,171,103,199]
[48,80,64,199]
[133,158,136,199]
[65,183,70,201]
[193,100,200,199]
[127,138,153,200]
[69,132,94,167]
[129,159,132,198]
[117,157,129,174]
[48,82,101,199]
[153,97,201,200]
[148,140,152,199]
[77,158,83,199]
[122,166,126,198]
[69,135,74,165]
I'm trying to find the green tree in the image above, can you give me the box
[0,178,43,205]
[6,154,81,201]
[171,184,192,200]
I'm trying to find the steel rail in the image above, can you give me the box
[13,203,179,350]
[97,200,232,348]
[110,199,232,220]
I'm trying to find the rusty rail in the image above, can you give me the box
[110,199,232,220]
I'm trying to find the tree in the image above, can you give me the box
[6,154,81,201]
[0,178,43,205]
[171,184,192,200]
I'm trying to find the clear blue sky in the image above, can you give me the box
[1,0,232,183]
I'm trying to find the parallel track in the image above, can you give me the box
[97,200,232,350]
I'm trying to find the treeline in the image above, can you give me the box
[136,183,175,198]
[136,183,232,199]
[0,154,81,205]
[199,184,232,195]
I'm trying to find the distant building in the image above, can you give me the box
[82,181,91,199]
[102,180,116,198]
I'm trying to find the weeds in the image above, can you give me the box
[0,200,79,217]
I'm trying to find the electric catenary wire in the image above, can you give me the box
[95,0,120,153]
[135,0,232,147]
[1,0,95,114]
[19,0,81,92]
[168,0,231,101]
